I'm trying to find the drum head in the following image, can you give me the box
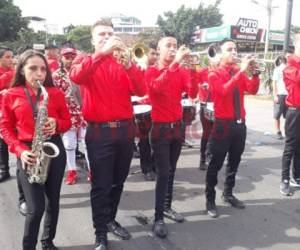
[206,102,214,111]
[181,99,193,107]
[131,96,140,102]
[133,105,152,115]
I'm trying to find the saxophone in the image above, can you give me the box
[26,80,60,184]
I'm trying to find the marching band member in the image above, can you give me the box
[45,44,60,72]
[205,39,259,218]
[53,47,91,185]
[136,42,158,181]
[69,19,146,250]
[0,50,71,250]
[0,47,14,182]
[281,34,300,195]
[197,66,214,170]
[0,47,28,216]
[145,37,198,238]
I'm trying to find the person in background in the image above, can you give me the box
[135,42,158,181]
[272,55,288,140]
[45,44,59,72]
[0,47,14,182]
[53,47,91,185]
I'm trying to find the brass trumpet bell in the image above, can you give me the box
[132,43,149,61]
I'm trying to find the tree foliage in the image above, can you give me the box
[0,0,28,41]
[67,25,92,52]
[156,1,223,45]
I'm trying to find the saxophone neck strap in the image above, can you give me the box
[23,86,42,120]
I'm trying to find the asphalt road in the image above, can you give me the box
[1,97,300,250]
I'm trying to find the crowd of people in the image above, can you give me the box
[0,18,299,250]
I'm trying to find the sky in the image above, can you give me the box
[13,0,300,32]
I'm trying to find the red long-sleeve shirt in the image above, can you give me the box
[69,53,146,122]
[0,66,15,113]
[283,55,300,107]
[0,85,71,157]
[195,67,210,102]
[47,58,59,72]
[208,64,259,120]
[145,63,198,122]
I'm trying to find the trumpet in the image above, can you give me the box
[233,55,266,73]
[189,44,221,64]
[132,43,149,62]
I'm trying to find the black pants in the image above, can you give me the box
[86,121,135,237]
[17,167,26,203]
[151,122,184,221]
[18,136,66,250]
[137,118,154,174]
[205,120,246,202]
[0,137,9,173]
[282,109,300,181]
[200,106,213,161]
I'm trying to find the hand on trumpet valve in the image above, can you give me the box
[101,36,127,56]
[175,45,190,64]
[240,55,256,73]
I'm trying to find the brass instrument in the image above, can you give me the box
[190,44,221,64]
[132,43,149,62]
[25,80,60,184]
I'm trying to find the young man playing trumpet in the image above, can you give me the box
[205,39,260,218]
[145,37,198,238]
[70,19,146,250]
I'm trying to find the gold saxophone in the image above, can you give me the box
[25,80,60,184]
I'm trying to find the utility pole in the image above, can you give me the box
[251,0,278,58]
[283,0,293,52]
[265,0,272,56]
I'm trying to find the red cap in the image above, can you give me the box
[61,48,77,56]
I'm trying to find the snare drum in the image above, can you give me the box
[133,105,152,134]
[204,102,215,122]
[181,99,196,125]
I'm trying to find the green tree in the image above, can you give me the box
[67,25,92,52]
[157,0,223,45]
[0,0,28,41]
[291,25,300,34]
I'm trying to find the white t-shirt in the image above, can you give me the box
[272,64,288,95]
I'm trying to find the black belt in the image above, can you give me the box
[153,121,182,129]
[215,118,245,124]
[288,107,300,111]
[88,119,133,129]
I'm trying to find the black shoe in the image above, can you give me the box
[222,195,245,209]
[41,240,58,250]
[153,219,168,238]
[107,220,131,240]
[199,161,208,171]
[76,150,85,159]
[143,171,155,181]
[19,202,28,216]
[276,131,284,140]
[280,179,293,196]
[95,236,108,250]
[206,201,219,218]
[163,208,184,223]
[0,170,10,182]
